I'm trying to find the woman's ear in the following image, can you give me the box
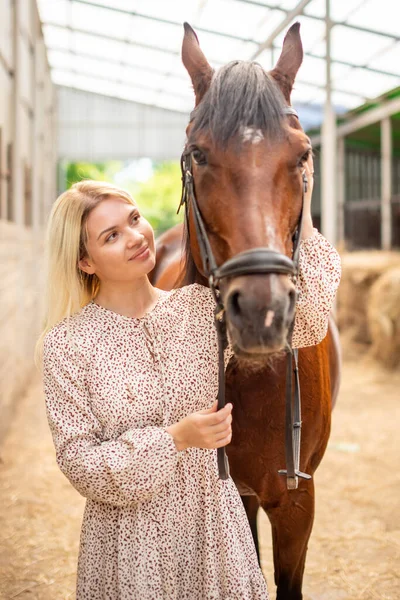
[78,257,96,275]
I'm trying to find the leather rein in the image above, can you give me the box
[178,106,311,490]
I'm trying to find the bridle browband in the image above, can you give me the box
[178,105,311,490]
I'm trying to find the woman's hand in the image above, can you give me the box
[301,153,315,240]
[166,401,233,451]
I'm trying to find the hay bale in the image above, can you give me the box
[337,251,400,344]
[367,267,400,369]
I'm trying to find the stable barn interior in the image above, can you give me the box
[0,1,399,599]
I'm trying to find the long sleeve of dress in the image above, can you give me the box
[292,228,341,347]
[43,328,179,508]
[220,228,340,365]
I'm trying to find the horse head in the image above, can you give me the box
[181,22,311,358]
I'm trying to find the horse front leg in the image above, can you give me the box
[241,495,260,563]
[262,479,315,600]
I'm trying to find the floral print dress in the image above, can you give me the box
[43,230,341,600]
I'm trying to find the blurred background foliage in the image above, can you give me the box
[61,159,183,236]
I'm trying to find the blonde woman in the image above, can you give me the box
[38,170,341,599]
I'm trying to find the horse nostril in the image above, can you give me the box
[228,291,242,318]
[288,288,296,317]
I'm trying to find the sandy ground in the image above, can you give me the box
[0,353,399,599]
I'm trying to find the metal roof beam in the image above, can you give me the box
[43,22,400,87]
[44,37,398,81]
[251,0,313,60]
[69,0,400,44]
[44,23,181,56]
[43,22,227,64]
[305,51,399,79]
[52,66,193,102]
[235,0,399,41]
[71,0,256,43]
[296,78,367,100]
[47,46,367,100]
[310,95,400,144]
[47,47,189,80]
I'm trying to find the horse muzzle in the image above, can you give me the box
[223,273,297,357]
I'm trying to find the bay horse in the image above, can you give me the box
[150,23,341,600]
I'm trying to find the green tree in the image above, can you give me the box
[129,161,183,235]
[60,159,183,237]
[63,161,122,189]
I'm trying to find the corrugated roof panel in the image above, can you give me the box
[162,75,194,98]
[189,29,258,64]
[38,0,70,26]
[73,30,128,61]
[124,46,184,76]
[198,0,269,38]
[134,0,198,23]
[347,0,400,38]
[47,49,74,71]
[305,0,368,21]
[38,0,400,122]
[255,48,274,70]
[128,18,182,53]
[42,24,72,50]
[71,2,133,40]
[253,10,288,44]
[330,26,394,65]
[273,14,326,53]
[89,0,142,10]
[334,68,400,99]
[369,42,400,76]
[121,67,168,89]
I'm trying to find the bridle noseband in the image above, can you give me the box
[179,106,311,490]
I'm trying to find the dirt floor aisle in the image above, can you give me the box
[0,357,399,599]
[259,357,400,600]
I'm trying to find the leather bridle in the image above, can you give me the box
[178,106,312,490]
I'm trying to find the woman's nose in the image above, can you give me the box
[126,229,144,247]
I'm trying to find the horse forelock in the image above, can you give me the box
[188,61,286,148]
[180,62,289,287]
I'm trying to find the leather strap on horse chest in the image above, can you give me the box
[179,105,311,489]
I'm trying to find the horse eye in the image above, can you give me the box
[192,148,207,166]
[298,150,311,167]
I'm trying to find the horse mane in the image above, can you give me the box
[188,60,285,148]
[176,215,206,288]
[178,61,286,287]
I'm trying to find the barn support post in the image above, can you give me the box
[321,0,337,244]
[32,19,40,233]
[11,0,24,225]
[337,136,345,245]
[381,117,392,250]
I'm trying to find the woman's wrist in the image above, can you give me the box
[166,423,187,452]
[300,216,315,240]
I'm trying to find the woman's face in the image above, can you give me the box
[79,196,156,283]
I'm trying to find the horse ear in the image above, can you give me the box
[182,22,214,105]
[269,22,303,104]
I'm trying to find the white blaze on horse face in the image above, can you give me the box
[265,223,281,252]
[241,127,264,144]
[264,310,275,328]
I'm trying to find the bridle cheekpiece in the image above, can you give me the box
[178,105,311,489]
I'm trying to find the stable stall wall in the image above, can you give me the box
[0,0,57,442]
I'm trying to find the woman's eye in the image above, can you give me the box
[192,148,207,165]
[106,232,118,242]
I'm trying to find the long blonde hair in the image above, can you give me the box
[35,180,136,365]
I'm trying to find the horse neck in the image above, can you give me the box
[179,250,208,288]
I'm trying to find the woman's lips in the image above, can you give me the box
[129,246,149,261]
